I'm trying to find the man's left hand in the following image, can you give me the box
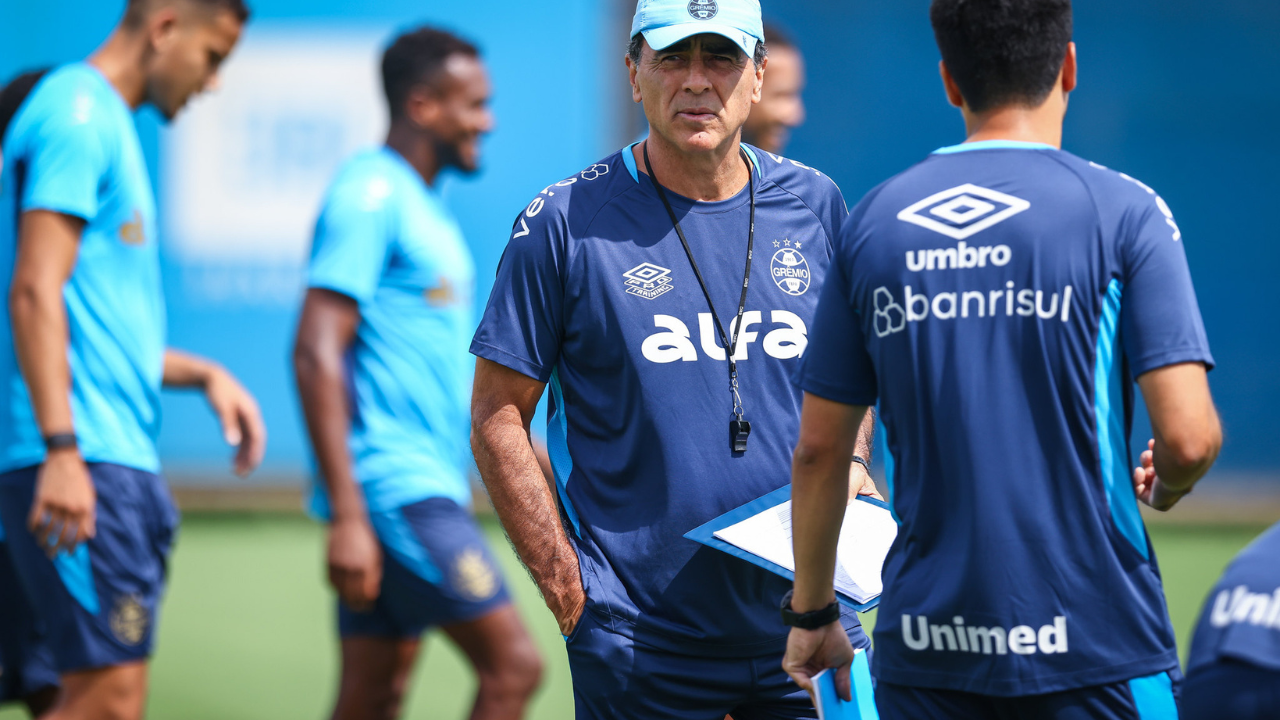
[782,623,855,702]
[205,368,267,476]
[850,461,884,502]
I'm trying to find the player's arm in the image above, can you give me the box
[162,349,265,477]
[292,288,381,611]
[471,357,583,636]
[10,209,95,553]
[783,393,869,700]
[1133,363,1221,511]
[849,408,880,500]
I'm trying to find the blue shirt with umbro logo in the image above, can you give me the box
[472,143,869,656]
[797,140,1214,695]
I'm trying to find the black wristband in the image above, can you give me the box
[43,433,77,451]
[780,589,841,629]
[852,455,871,474]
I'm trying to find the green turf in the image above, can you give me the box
[0,517,1265,719]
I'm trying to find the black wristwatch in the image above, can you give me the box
[43,432,77,452]
[780,589,841,630]
[851,455,871,474]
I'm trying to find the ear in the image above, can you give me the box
[626,54,642,104]
[1061,42,1078,94]
[146,5,182,55]
[939,60,965,109]
[404,86,443,130]
[752,54,767,104]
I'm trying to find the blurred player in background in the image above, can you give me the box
[784,0,1221,717]
[741,22,805,156]
[0,67,60,720]
[1182,521,1280,720]
[0,2,266,719]
[293,27,543,720]
[470,0,877,717]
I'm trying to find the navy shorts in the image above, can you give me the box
[1182,659,1280,720]
[0,539,58,701]
[338,497,511,638]
[875,670,1180,720]
[0,464,177,673]
[565,605,874,720]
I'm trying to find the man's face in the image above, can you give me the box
[146,5,242,121]
[422,55,495,175]
[742,45,805,154]
[630,34,764,155]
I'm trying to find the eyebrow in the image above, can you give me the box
[655,38,741,56]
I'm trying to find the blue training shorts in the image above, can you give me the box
[565,604,874,720]
[0,539,58,701]
[875,670,1181,720]
[338,497,512,638]
[1182,659,1280,720]
[0,463,177,674]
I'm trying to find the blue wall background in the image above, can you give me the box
[2,1,1277,481]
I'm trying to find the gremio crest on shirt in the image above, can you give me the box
[688,0,718,20]
[624,263,675,300]
[771,243,810,296]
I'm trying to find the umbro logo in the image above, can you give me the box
[624,263,674,300]
[898,184,1030,240]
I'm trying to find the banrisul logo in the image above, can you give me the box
[688,0,718,20]
[771,245,810,296]
[898,184,1030,240]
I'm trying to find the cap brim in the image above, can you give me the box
[641,23,758,58]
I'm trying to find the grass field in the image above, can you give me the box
[0,516,1267,720]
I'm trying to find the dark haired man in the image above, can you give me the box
[741,23,805,155]
[784,0,1220,717]
[471,0,878,717]
[0,67,60,720]
[0,2,265,720]
[294,26,542,720]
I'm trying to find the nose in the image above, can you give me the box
[480,108,496,134]
[683,55,713,95]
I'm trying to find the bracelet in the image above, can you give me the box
[43,432,77,451]
[851,455,871,474]
[780,589,842,630]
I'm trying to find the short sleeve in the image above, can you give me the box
[794,240,879,406]
[21,108,111,222]
[307,179,394,306]
[1119,194,1214,377]
[470,204,567,383]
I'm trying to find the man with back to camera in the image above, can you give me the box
[0,68,60,720]
[1181,521,1280,720]
[783,0,1221,717]
[293,26,543,720]
[0,2,267,719]
[469,0,879,717]
[741,22,805,156]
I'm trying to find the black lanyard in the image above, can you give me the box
[643,141,757,453]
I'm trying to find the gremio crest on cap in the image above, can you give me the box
[688,0,718,20]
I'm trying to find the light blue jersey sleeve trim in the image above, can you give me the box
[621,143,641,183]
[933,140,1058,154]
[1095,279,1149,559]
[1129,671,1178,719]
[548,368,582,536]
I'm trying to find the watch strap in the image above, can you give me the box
[43,432,77,452]
[780,589,841,629]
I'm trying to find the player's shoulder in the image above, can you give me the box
[323,148,410,213]
[16,64,117,137]
[747,144,845,205]
[1050,151,1169,208]
[508,148,635,237]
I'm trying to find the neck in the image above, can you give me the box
[635,133,749,202]
[89,26,151,109]
[385,122,443,187]
[960,97,1066,149]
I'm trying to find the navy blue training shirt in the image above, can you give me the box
[472,143,869,656]
[1187,521,1280,675]
[797,140,1213,695]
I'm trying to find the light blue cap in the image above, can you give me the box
[631,0,764,58]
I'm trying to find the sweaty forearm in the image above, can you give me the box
[10,280,74,435]
[791,443,853,613]
[472,405,580,605]
[294,346,365,523]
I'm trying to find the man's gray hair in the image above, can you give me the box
[627,34,768,66]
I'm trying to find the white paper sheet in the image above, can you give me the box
[713,497,898,605]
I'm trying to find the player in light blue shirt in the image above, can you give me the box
[0,3,265,719]
[293,27,541,720]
